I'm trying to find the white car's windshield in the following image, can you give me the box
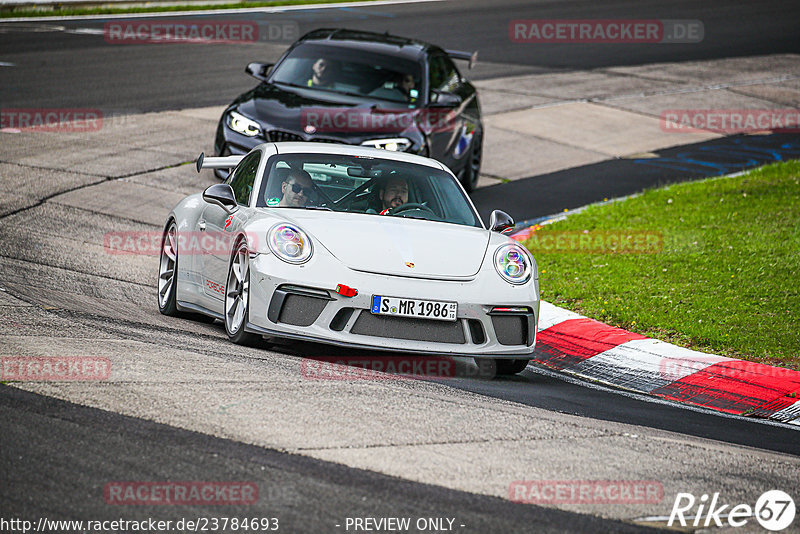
[257,153,482,228]
[270,43,423,106]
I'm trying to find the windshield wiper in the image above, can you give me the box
[274,81,369,100]
[273,205,333,211]
[273,81,308,90]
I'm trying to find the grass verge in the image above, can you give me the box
[1,0,374,19]
[523,159,800,369]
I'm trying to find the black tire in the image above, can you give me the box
[157,221,180,316]
[224,239,260,346]
[460,130,483,193]
[475,358,530,377]
[496,359,530,375]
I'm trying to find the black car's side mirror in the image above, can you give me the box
[203,184,238,213]
[489,210,514,234]
[246,62,273,83]
[430,90,462,108]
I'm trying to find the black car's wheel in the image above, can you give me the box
[460,130,483,193]
[158,221,180,316]
[225,239,260,346]
[475,358,530,377]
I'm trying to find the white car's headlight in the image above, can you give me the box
[268,223,312,264]
[227,110,261,137]
[494,244,532,285]
[360,138,411,151]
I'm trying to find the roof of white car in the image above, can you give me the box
[264,142,448,171]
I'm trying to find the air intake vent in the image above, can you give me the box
[467,319,486,344]
[491,315,527,346]
[351,313,465,344]
[278,294,328,327]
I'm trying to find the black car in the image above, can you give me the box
[214,28,484,191]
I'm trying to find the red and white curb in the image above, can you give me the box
[534,302,800,426]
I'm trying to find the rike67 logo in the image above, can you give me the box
[669,490,795,531]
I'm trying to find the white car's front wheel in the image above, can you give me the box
[158,221,179,316]
[225,240,260,346]
[476,358,530,377]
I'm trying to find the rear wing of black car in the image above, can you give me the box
[446,49,478,69]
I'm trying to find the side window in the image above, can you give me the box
[429,54,461,94]
[227,151,261,205]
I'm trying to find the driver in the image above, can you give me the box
[307,58,336,88]
[279,169,315,207]
[378,176,409,214]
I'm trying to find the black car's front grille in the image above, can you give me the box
[268,130,304,142]
[267,130,346,144]
[350,312,465,344]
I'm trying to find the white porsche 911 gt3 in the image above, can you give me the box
[158,143,539,375]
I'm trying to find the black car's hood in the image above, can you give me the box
[235,83,422,141]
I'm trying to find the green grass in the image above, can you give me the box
[1,0,373,18]
[523,160,800,369]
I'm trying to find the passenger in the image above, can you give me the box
[279,169,315,207]
[397,73,418,102]
[307,58,336,88]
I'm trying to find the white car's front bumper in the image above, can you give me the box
[246,251,539,358]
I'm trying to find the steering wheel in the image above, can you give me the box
[310,183,335,208]
[387,202,437,217]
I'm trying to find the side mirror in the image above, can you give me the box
[245,62,273,83]
[430,90,462,108]
[489,210,514,234]
[203,184,238,213]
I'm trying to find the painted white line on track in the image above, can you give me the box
[0,61,16,66]
[0,0,443,22]
[65,27,104,35]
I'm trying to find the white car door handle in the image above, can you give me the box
[198,220,206,231]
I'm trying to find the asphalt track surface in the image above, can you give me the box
[2,0,800,531]
[1,386,659,533]
[472,133,800,222]
[1,0,799,112]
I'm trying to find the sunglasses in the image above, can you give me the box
[289,182,314,196]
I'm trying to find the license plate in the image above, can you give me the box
[371,295,457,322]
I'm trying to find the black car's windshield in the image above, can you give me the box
[271,43,423,107]
[257,153,481,228]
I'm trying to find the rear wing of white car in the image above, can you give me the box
[195,152,244,173]
[446,49,478,69]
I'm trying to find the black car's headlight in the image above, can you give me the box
[227,110,261,137]
[360,138,412,151]
[494,244,532,285]
[268,223,313,264]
